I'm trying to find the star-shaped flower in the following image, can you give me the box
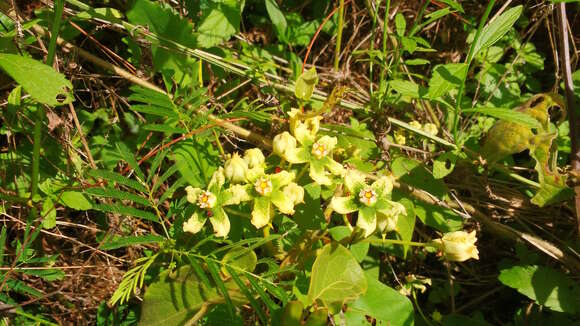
[183,168,251,237]
[272,109,345,185]
[329,169,406,237]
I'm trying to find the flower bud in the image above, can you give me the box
[273,132,297,156]
[244,148,265,169]
[409,120,422,130]
[422,123,438,136]
[432,230,479,262]
[394,132,406,145]
[283,182,304,205]
[224,153,248,183]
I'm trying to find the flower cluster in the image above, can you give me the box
[181,112,479,262]
[183,148,304,237]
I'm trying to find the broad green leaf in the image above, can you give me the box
[388,79,425,98]
[265,0,287,40]
[480,93,572,206]
[433,151,459,179]
[140,266,247,326]
[196,0,242,48]
[41,197,57,229]
[279,301,304,326]
[295,67,318,101]
[293,183,325,231]
[411,198,463,232]
[392,157,448,199]
[328,226,369,263]
[101,234,165,250]
[127,0,196,84]
[498,265,580,313]
[463,107,541,129]
[427,63,468,99]
[307,243,367,313]
[0,53,73,106]
[395,13,406,36]
[343,273,414,326]
[396,198,416,258]
[472,6,523,59]
[221,247,258,277]
[60,191,93,210]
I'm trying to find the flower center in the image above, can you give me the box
[311,142,329,159]
[254,177,273,195]
[359,188,377,206]
[197,191,216,209]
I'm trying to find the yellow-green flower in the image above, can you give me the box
[409,120,422,130]
[224,153,248,183]
[330,169,406,237]
[183,168,249,238]
[432,230,479,262]
[274,109,345,185]
[422,123,438,136]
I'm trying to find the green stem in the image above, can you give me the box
[379,0,391,85]
[334,0,345,71]
[30,0,64,203]
[453,0,496,140]
[364,237,430,247]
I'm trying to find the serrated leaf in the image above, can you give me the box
[472,6,522,59]
[388,79,426,98]
[101,234,165,250]
[0,53,74,106]
[307,243,367,313]
[427,63,468,99]
[498,265,580,313]
[116,142,146,182]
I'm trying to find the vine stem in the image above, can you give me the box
[333,0,345,71]
[30,0,64,204]
[452,0,497,141]
[556,4,580,236]
[363,238,431,248]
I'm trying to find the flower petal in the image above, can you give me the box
[309,159,332,185]
[273,132,298,157]
[371,175,395,196]
[284,147,309,164]
[183,211,207,234]
[330,196,358,214]
[344,168,366,192]
[209,167,226,191]
[376,211,398,234]
[222,184,253,206]
[322,156,345,176]
[185,186,203,204]
[209,207,230,237]
[271,170,294,188]
[270,189,295,215]
[317,135,338,152]
[251,197,272,229]
[283,182,305,205]
[357,206,377,237]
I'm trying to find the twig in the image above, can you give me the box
[556,4,580,236]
